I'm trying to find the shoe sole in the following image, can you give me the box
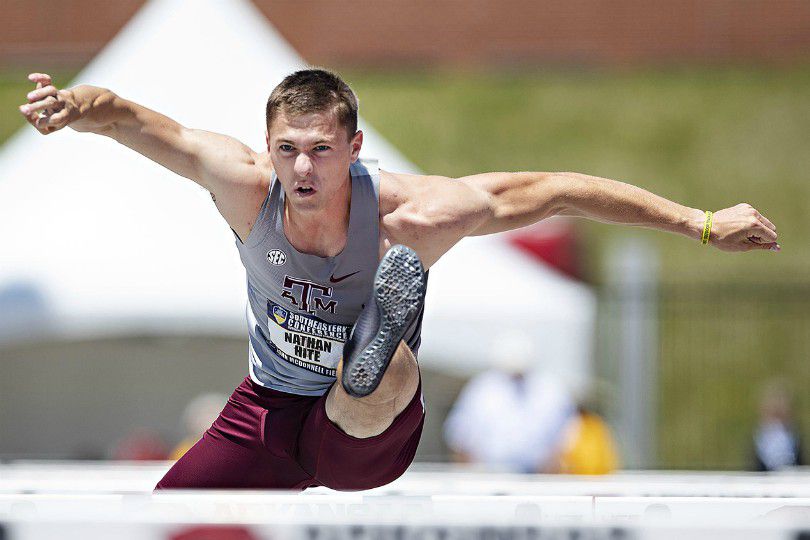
[342,245,426,397]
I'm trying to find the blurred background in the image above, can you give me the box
[0,0,808,472]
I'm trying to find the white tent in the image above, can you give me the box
[421,234,594,383]
[0,0,594,382]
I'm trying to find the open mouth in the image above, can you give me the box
[295,186,315,196]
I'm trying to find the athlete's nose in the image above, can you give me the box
[294,152,313,177]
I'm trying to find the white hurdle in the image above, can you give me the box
[2,462,810,539]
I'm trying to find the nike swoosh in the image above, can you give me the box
[329,270,360,283]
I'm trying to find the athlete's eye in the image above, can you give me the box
[279,144,294,152]
[314,145,330,152]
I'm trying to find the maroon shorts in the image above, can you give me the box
[155,376,424,491]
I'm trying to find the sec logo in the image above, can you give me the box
[267,249,287,266]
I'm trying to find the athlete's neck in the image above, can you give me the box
[283,173,351,258]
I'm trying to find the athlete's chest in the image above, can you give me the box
[248,246,368,314]
[244,246,372,376]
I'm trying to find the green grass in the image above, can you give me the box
[3,66,809,468]
[653,285,810,469]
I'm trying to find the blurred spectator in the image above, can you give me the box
[443,331,575,473]
[556,402,620,475]
[753,380,804,471]
[170,392,228,460]
[110,428,168,460]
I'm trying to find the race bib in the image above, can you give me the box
[266,300,349,377]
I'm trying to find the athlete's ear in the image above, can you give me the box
[265,129,270,152]
[350,130,363,163]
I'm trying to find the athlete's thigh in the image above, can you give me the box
[156,431,255,489]
[156,379,313,490]
[297,376,425,491]
[156,426,314,490]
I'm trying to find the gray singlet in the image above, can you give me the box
[233,159,425,396]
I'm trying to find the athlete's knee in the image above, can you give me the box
[352,342,417,414]
[334,342,417,407]
[383,341,418,381]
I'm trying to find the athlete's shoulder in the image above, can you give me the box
[378,169,430,214]
[225,150,273,193]
[377,169,408,222]
[379,169,466,217]
[255,152,274,187]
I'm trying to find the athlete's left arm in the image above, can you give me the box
[381,170,778,268]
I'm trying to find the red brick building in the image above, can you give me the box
[2,0,810,68]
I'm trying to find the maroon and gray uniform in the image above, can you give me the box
[156,159,426,490]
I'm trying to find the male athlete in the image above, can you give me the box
[19,70,778,491]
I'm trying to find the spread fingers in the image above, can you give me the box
[19,95,62,116]
[28,73,53,87]
[27,85,58,103]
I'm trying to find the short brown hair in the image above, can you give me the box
[266,69,358,140]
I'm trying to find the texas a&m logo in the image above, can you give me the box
[281,275,338,315]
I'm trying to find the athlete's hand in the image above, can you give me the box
[18,73,79,135]
[708,203,779,252]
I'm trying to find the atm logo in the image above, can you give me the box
[281,275,338,315]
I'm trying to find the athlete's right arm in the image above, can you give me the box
[18,73,268,239]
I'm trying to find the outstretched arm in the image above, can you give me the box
[465,171,778,249]
[18,73,268,240]
[381,170,778,268]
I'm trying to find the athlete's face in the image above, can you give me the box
[267,109,362,212]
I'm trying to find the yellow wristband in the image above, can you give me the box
[701,210,713,245]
